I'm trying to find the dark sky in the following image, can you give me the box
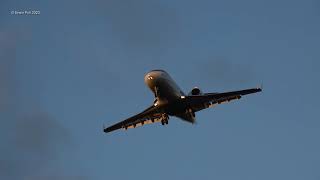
[1,0,320,179]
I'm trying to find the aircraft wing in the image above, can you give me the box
[185,87,262,112]
[103,104,165,133]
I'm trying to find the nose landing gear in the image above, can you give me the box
[154,86,159,98]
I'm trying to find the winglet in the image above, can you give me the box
[258,83,263,91]
[103,124,107,133]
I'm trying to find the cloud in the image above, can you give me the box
[0,31,17,112]
[95,0,179,51]
[0,111,72,179]
[24,176,90,180]
[0,31,84,180]
[191,56,257,88]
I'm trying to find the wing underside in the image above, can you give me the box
[186,87,262,112]
[103,105,166,133]
[104,87,261,133]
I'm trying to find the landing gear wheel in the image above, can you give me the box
[160,114,169,126]
[161,120,165,125]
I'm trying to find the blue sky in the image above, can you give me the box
[1,0,320,179]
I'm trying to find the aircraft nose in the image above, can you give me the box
[144,71,162,89]
[144,72,156,87]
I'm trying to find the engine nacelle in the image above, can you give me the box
[188,87,202,95]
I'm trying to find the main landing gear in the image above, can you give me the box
[161,114,169,126]
[161,119,168,125]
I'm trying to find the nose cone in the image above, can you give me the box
[144,70,166,89]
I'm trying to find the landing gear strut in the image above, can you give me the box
[154,86,159,98]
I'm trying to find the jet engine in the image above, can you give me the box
[188,87,202,95]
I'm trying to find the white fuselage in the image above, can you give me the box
[144,70,185,103]
[144,70,195,122]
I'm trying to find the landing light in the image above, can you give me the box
[180,96,185,99]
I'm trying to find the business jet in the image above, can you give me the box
[103,70,261,133]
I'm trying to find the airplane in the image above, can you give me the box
[103,69,262,133]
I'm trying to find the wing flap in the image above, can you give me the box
[104,105,165,133]
[124,116,163,130]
